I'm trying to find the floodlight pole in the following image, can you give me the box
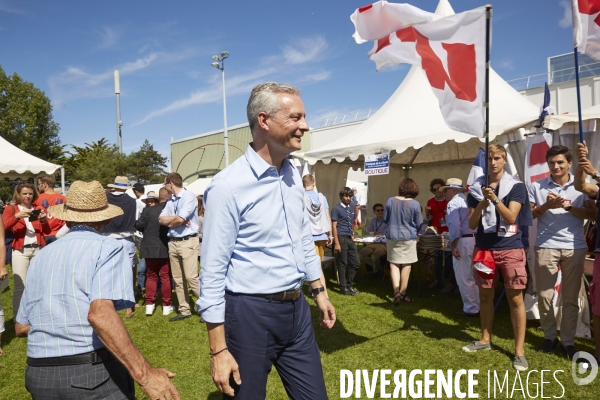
[212,52,230,167]
[114,70,123,154]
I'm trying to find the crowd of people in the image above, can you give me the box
[0,81,599,398]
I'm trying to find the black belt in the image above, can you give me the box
[169,234,197,242]
[27,348,114,367]
[226,289,302,302]
[22,244,40,249]
[461,234,475,238]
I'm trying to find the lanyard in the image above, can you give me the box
[375,220,384,233]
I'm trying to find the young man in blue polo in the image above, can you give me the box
[331,187,361,295]
[530,145,596,357]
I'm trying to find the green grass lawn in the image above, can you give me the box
[0,265,598,399]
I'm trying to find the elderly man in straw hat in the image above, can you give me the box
[14,181,179,400]
[440,178,479,317]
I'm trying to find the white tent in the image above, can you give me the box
[186,178,213,197]
[543,103,600,134]
[0,135,64,190]
[302,0,540,212]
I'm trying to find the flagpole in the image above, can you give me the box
[484,5,491,186]
[573,47,585,143]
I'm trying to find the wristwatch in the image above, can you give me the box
[310,286,325,297]
[565,205,573,211]
[492,197,500,205]
[593,171,600,181]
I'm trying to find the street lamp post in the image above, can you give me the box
[211,51,230,168]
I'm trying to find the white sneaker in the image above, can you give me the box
[162,306,173,316]
[145,304,155,316]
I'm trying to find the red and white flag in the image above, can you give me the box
[350,1,441,44]
[524,133,552,187]
[351,3,487,136]
[572,0,600,61]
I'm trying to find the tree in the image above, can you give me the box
[127,140,168,184]
[0,66,62,163]
[70,143,128,186]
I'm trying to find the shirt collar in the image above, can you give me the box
[245,143,292,178]
[339,202,350,208]
[545,173,573,187]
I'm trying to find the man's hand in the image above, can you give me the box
[0,266,8,281]
[579,158,597,176]
[210,350,241,397]
[452,247,461,260]
[482,187,496,202]
[544,192,564,210]
[326,236,333,246]
[314,294,336,329]
[334,243,341,253]
[576,141,588,161]
[476,198,490,210]
[139,367,180,400]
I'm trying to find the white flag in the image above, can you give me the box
[352,4,487,136]
[350,1,441,44]
[572,0,600,61]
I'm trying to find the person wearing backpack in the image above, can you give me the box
[303,174,332,294]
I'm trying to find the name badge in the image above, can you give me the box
[563,199,572,206]
[498,224,518,237]
[439,217,447,227]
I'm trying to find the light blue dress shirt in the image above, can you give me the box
[446,193,476,243]
[16,226,135,358]
[159,187,199,238]
[528,174,587,249]
[197,144,321,323]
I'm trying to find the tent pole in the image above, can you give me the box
[573,47,585,143]
[484,5,492,187]
[61,167,65,194]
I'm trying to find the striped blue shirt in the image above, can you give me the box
[16,226,135,358]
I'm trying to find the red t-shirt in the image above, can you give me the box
[426,197,448,233]
[37,192,67,236]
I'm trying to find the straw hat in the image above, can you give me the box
[439,178,464,192]
[107,176,132,189]
[142,191,159,204]
[48,181,124,222]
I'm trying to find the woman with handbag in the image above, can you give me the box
[2,183,50,315]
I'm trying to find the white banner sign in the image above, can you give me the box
[364,152,390,176]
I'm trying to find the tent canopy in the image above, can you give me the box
[543,103,600,134]
[0,135,62,180]
[303,0,540,166]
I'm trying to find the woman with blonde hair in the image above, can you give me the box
[2,183,50,314]
[384,178,423,304]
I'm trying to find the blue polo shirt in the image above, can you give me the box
[529,174,587,249]
[331,202,355,237]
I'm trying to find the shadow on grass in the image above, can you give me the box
[206,390,222,399]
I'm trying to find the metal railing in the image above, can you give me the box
[506,60,600,91]
[318,108,379,128]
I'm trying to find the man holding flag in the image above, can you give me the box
[464,144,532,372]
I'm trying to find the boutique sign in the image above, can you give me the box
[364,152,390,176]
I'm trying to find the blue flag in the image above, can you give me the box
[537,82,552,126]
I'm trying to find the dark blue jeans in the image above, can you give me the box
[224,292,328,399]
[434,250,455,284]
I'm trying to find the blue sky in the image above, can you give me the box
[0,0,577,162]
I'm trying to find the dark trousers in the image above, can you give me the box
[25,358,134,399]
[44,236,57,245]
[434,250,455,284]
[335,235,359,287]
[145,258,172,306]
[224,292,328,400]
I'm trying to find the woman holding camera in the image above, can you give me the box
[2,183,50,315]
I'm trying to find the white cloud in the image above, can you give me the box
[99,27,119,49]
[134,36,332,126]
[559,1,572,28]
[498,59,515,70]
[48,48,198,107]
[282,36,328,64]
[0,0,24,14]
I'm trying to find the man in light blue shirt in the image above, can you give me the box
[198,82,336,399]
[528,145,596,356]
[159,172,199,322]
[442,178,479,317]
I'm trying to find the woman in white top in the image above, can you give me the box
[1,183,49,315]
